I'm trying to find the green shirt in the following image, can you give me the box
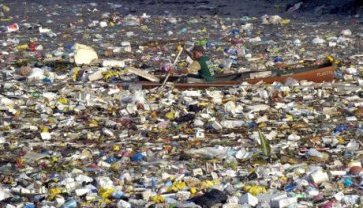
[197,56,215,82]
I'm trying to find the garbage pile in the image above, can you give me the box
[0,2,363,208]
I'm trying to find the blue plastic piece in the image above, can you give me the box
[165,180,173,187]
[334,124,349,133]
[248,121,258,128]
[343,178,353,187]
[274,56,283,63]
[284,183,297,192]
[24,203,36,208]
[230,28,240,36]
[63,199,77,208]
[112,191,124,199]
[131,152,145,162]
[106,156,117,164]
[42,77,53,84]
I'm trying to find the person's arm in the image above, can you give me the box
[174,68,188,75]
[183,45,194,60]
[169,68,188,75]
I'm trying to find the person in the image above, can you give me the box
[171,45,215,82]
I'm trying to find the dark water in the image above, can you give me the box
[3,0,362,21]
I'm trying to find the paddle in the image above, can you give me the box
[159,45,184,89]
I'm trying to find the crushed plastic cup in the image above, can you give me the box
[6,23,19,32]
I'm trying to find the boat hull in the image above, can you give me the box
[121,65,336,90]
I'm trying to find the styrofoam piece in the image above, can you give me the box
[309,170,329,184]
[240,193,259,206]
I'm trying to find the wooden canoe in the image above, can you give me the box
[119,63,337,90]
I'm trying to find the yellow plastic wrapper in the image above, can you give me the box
[279,176,288,183]
[99,187,114,199]
[40,126,49,133]
[113,145,120,151]
[281,19,290,25]
[198,102,209,107]
[190,187,197,195]
[165,111,175,120]
[200,179,220,189]
[169,181,187,192]
[16,44,29,51]
[326,55,334,63]
[89,119,99,128]
[52,156,59,163]
[102,70,125,81]
[72,67,80,81]
[258,123,267,128]
[326,55,340,65]
[285,114,294,121]
[178,61,187,68]
[337,137,345,144]
[150,195,165,203]
[57,97,68,105]
[243,185,267,195]
[48,188,62,200]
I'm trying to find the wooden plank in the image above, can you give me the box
[127,67,160,82]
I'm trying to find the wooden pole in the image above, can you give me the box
[159,47,183,89]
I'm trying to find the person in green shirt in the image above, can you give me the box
[171,45,215,82]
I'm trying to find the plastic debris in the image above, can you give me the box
[0,1,362,208]
[74,43,98,65]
